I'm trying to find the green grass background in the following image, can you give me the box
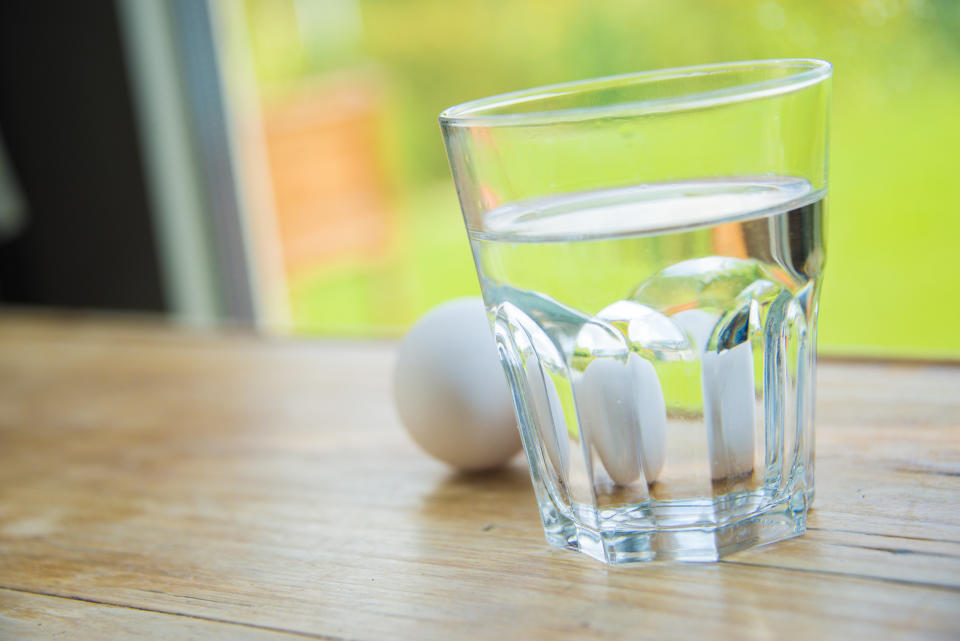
[249,0,960,358]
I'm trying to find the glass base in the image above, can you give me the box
[540,498,807,564]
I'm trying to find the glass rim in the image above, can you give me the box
[438,58,832,127]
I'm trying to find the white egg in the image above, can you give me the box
[673,309,756,482]
[393,298,521,471]
[702,341,756,481]
[672,308,716,352]
[573,353,666,486]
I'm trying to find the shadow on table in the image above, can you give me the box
[415,460,535,530]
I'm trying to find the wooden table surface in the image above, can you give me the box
[0,312,958,640]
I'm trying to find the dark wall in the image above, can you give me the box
[0,0,166,312]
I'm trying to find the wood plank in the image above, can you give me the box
[0,588,318,640]
[0,312,958,640]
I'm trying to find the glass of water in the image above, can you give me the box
[439,59,832,564]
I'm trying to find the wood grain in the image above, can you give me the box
[0,311,958,640]
[0,588,313,640]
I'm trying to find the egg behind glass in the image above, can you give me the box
[393,298,521,471]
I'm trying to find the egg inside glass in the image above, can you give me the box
[439,60,832,563]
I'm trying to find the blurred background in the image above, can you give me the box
[0,0,957,358]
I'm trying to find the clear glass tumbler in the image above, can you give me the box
[439,59,832,563]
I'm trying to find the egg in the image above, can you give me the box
[573,353,667,486]
[393,298,521,470]
[701,341,757,481]
[673,309,756,482]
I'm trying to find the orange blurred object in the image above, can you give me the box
[260,72,394,279]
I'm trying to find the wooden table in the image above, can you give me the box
[1,312,958,640]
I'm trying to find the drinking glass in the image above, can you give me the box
[439,59,832,563]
